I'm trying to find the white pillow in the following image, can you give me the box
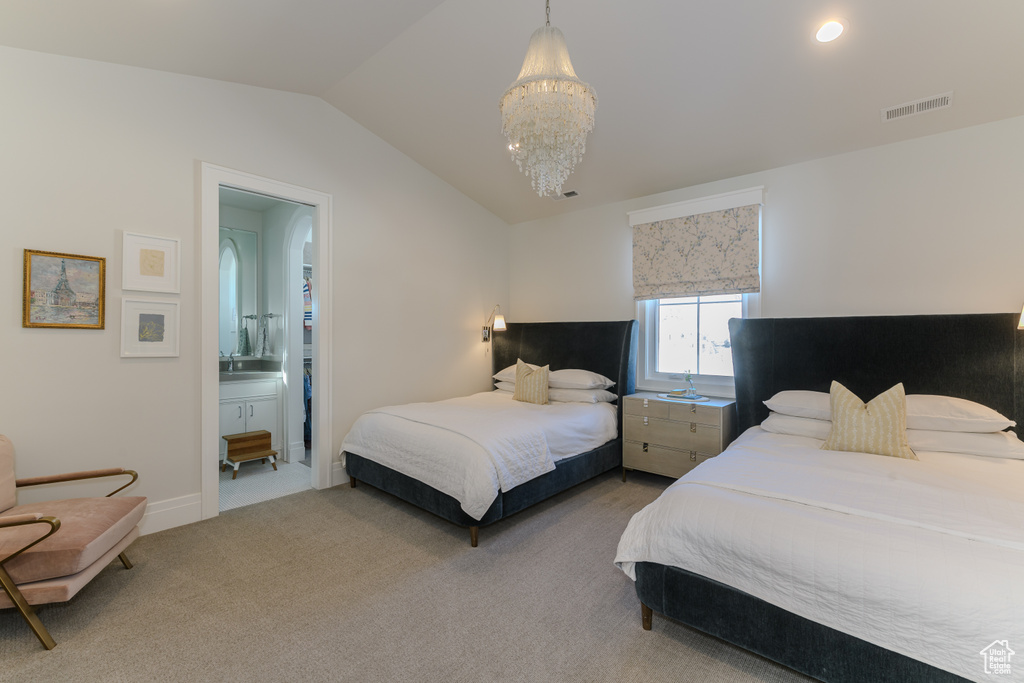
[496,382,615,404]
[549,387,617,404]
[493,364,615,389]
[548,368,615,390]
[907,429,1024,460]
[763,391,830,420]
[493,362,537,383]
[905,395,1015,433]
[761,412,1024,460]
[761,413,831,440]
[763,390,1015,433]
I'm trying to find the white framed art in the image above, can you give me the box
[121,298,180,357]
[122,232,180,293]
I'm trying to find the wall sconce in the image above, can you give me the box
[482,304,507,342]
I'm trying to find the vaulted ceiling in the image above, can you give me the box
[3,1,1022,224]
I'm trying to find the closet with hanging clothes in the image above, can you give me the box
[302,263,313,456]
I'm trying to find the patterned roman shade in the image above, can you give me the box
[629,187,763,301]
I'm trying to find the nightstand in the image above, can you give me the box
[622,392,736,480]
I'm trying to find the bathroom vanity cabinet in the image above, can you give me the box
[219,378,282,461]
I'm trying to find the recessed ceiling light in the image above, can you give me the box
[816,20,844,42]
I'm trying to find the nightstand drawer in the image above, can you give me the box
[623,440,715,479]
[667,402,722,427]
[623,415,721,453]
[623,396,670,420]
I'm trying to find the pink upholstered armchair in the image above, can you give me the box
[0,435,147,649]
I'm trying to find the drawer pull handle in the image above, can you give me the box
[690,423,697,433]
[643,398,649,408]
[690,404,697,414]
[643,416,649,426]
[643,443,649,453]
[690,451,697,462]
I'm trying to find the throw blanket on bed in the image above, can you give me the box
[367,398,555,493]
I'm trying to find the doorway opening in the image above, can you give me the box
[216,188,316,511]
[200,163,333,520]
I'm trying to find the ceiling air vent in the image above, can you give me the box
[881,92,953,123]
[551,190,579,202]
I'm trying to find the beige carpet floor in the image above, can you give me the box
[0,471,813,683]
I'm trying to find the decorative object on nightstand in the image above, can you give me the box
[622,392,736,481]
[665,370,706,401]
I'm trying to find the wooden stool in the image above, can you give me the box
[221,430,277,480]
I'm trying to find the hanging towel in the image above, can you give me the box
[303,278,313,330]
[237,325,252,356]
[254,316,269,357]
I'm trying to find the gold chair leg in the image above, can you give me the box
[0,564,56,650]
[118,552,133,570]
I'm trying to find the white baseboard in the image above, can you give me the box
[332,460,349,487]
[138,493,202,535]
[288,441,305,463]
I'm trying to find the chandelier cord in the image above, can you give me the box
[545,0,550,27]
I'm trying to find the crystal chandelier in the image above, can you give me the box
[499,1,597,197]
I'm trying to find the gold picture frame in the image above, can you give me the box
[23,249,106,329]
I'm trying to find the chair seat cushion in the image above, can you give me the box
[0,496,146,584]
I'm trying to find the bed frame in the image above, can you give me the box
[345,320,638,547]
[634,312,1024,683]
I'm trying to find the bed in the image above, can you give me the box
[615,313,1024,683]
[343,320,637,547]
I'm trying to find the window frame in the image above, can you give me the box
[636,293,760,398]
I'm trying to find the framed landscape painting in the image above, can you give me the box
[23,249,106,329]
[121,298,180,357]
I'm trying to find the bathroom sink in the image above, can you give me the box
[219,371,281,382]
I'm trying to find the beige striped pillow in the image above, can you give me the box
[513,359,549,405]
[822,381,917,460]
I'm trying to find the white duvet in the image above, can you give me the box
[341,391,618,520]
[615,428,1024,682]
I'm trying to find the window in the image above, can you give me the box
[638,294,757,394]
[628,186,763,395]
[655,295,742,375]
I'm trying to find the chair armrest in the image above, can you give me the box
[16,468,139,497]
[0,513,44,527]
[0,514,61,565]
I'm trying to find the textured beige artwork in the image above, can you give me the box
[139,248,165,277]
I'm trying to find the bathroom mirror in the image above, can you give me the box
[219,227,258,356]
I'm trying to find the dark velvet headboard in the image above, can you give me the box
[492,320,638,430]
[729,313,1024,436]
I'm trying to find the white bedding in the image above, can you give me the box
[341,391,618,520]
[614,427,1024,682]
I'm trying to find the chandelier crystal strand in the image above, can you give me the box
[499,5,597,197]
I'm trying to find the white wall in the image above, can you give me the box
[509,115,1024,321]
[0,47,508,531]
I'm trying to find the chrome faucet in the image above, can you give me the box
[228,352,235,372]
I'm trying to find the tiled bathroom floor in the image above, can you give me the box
[218,458,313,512]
